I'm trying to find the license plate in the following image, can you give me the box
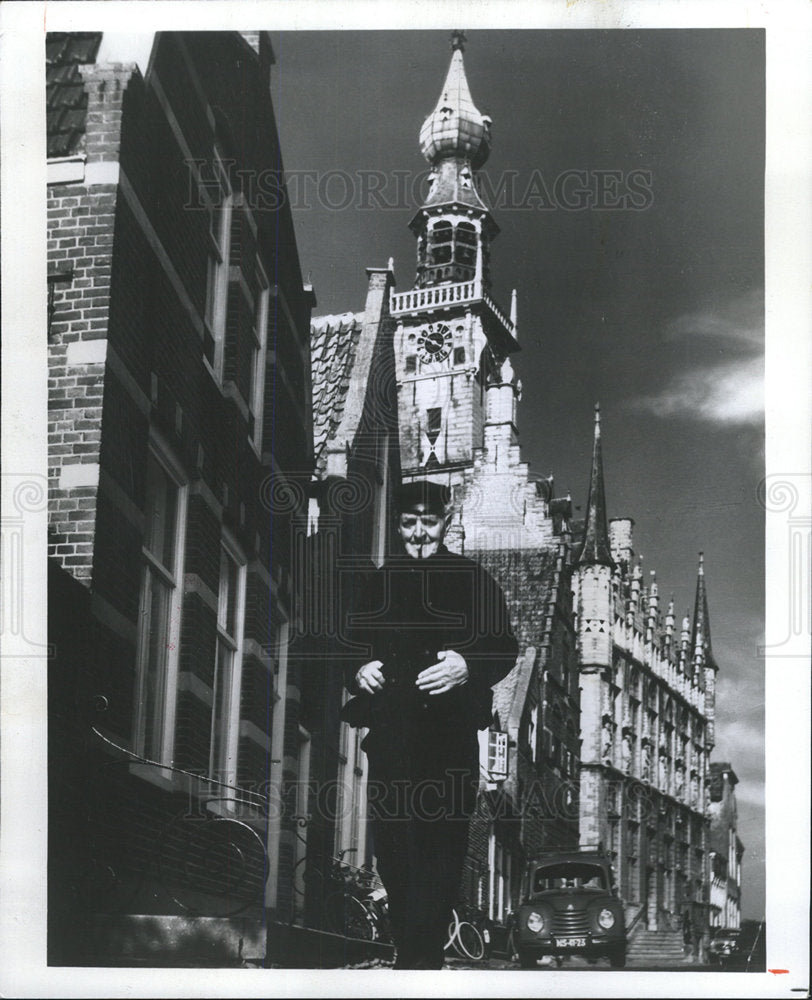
[555,937,587,948]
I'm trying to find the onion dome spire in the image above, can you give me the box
[577,404,614,567]
[691,551,718,671]
[419,30,492,171]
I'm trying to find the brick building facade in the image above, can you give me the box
[46,31,316,965]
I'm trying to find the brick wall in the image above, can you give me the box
[48,180,124,578]
[47,32,315,954]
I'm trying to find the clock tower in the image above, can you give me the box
[391,32,520,486]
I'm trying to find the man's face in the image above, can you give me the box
[397,502,447,559]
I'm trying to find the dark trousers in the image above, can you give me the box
[366,728,479,970]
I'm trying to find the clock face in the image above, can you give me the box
[416,323,452,363]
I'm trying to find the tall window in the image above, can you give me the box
[371,433,390,568]
[210,538,246,790]
[249,262,270,451]
[488,830,511,922]
[135,448,187,763]
[203,153,233,379]
[335,693,369,865]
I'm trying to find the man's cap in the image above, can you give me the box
[394,480,451,514]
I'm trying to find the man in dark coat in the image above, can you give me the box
[343,481,518,969]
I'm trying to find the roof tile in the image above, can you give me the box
[310,311,365,476]
[45,32,103,158]
[475,547,559,728]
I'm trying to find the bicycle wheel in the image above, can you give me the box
[324,891,374,941]
[457,920,485,960]
[444,910,459,953]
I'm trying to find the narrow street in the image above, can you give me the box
[345,954,728,972]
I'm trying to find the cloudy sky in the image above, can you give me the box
[270,28,766,917]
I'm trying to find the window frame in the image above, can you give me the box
[209,531,247,796]
[429,220,453,265]
[248,260,270,454]
[334,689,370,865]
[486,729,509,780]
[202,150,233,382]
[455,221,478,267]
[371,432,390,568]
[133,441,188,768]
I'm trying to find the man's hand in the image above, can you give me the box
[416,650,469,695]
[356,660,386,694]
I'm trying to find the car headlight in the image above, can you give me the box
[526,911,545,933]
[597,908,616,930]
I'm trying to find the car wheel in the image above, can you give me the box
[518,948,538,969]
[608,947,626,969]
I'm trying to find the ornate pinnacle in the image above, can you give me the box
[450,29,467,52]
[577,403,613,567]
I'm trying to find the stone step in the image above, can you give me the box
[629,938,685,946]
[629,950,688,957]
[628,933,687,958]
[628,951,688,958]
[628,943,687,951]
[629,946,690,953]
[629,943,686,949]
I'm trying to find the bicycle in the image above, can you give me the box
[290,843,353,908]
[292,847,390,943]
[444,906,486,960]
[323,859,392,943]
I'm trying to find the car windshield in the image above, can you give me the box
[532,862,608,892]
[713,929,740,941]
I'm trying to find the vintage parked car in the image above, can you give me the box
[514,851,627,968]
[708,927,742,966]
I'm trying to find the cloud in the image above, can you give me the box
[732,782,765,808]
[628,292,764,425]
[634,355,762,424]
[667,290,764,349]
[713,697,765,798]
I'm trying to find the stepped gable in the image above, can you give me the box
[310,312,364,476]
[46,32,103,157]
